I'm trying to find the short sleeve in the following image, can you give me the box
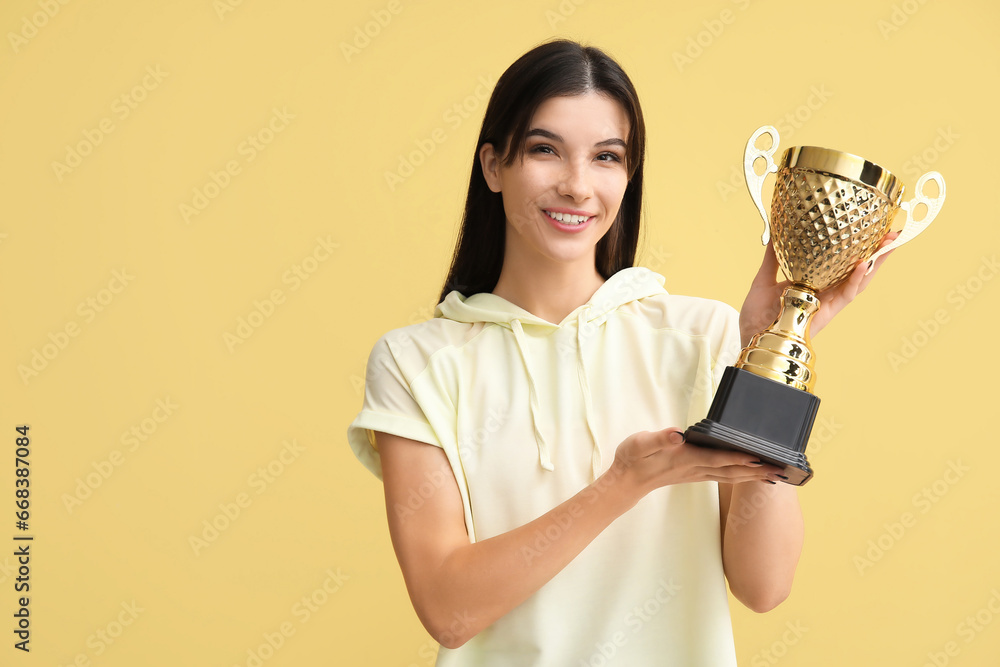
[346,333,442,480]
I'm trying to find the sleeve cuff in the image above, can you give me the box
[347,410,442,480]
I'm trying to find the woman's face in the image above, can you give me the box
[481,92,630,270]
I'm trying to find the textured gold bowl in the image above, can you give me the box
[771,146,904,292]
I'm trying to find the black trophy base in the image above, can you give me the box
[684,366,820,486]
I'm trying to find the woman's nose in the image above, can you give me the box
[558,161,592,201]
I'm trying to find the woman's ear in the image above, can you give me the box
[479,143,502,193]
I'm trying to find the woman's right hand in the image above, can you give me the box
[607,428,783,501]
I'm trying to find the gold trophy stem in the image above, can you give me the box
[736,286,820,393]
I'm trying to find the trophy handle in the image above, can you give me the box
[744,125,781,245]
[864,171,946,275]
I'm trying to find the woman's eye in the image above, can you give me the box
[597,152,623,163]
[530,144,555,155]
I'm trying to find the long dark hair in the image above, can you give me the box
[437,39,647,304]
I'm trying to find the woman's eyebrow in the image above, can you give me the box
[595,138,626,149]
[526,128,562,142]
[527,128,626,149]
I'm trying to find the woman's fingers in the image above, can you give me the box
[701,472,780,485]
[670,439,781,478]
[618,428,785,487]
[821,230,902,311]
[839,259,868,302]
[749,239,782,289]
[840,232,900,310]
[697,458,782,479]
[685,446,762,470]
[624,429,672,459]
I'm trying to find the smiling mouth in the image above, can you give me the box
[543,210,593,226]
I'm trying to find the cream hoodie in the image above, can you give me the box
[348,266,742,666]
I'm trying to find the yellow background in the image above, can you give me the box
[2,0,997,665]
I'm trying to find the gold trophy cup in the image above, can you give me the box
[685,125,946,485]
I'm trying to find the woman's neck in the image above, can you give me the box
[491,254,605,325]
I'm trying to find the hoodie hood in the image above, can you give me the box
[433,267,668,481]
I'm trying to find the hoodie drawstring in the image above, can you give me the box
[436,268,668,482]
[510,318,554,472]
[510,309,603,481]
[577,307,602,482]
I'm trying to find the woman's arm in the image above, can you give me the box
[718,481,803,612]
[379,432,635,648]
[378,428,780,648]
[718,233,900,611]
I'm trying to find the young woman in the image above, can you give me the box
[348,39,895,665]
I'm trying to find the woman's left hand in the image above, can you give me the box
[738,232,900,347]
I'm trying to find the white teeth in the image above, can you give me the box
[545,211,589,225]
